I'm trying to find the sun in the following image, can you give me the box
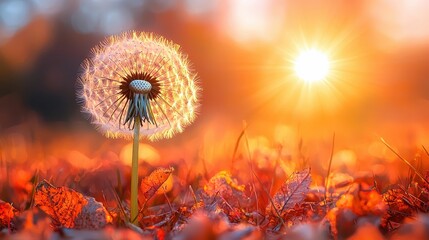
[294,49,330,83]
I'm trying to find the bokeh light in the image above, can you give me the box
[0,0,31,42]
[368,0,429,46]
[120,143,161,166]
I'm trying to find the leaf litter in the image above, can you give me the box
[1,135,429,239]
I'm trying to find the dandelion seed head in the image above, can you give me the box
[77,31,201,141]
[129,80,152,94]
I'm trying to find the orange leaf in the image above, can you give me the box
[204,171,245,198]
[203,171,248,212]
[0,200,17,229]
[34,180,112,229]
[267,168,311,215]
[140,167,174,202]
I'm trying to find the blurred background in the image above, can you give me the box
[0,0,429,179]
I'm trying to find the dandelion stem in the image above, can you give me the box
[130,117,140,224]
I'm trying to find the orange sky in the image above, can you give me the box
[0,0,428,169]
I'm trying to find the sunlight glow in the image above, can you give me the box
[294,49,330,83]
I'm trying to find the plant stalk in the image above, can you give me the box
[130,117,140,224]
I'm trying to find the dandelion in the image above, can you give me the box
[77,31,200,224]
[77,31,200,141]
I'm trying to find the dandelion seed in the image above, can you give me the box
[77,31,200,141]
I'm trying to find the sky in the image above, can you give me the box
[0,0,428,162]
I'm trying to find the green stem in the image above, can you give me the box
[130,117,140,224]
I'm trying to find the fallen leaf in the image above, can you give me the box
[336,189,386,217]
[204,171,245,199]
[34,180,112,229]
[328,186,386,238]
[382,188,414,230]
[267,168,311,215]
[140,167,174,203]
[203,171,249,221]
[0,200,17,229]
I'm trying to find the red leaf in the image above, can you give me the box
[140,167,174,203]
[267,168,311,215]
[34,180,112,229]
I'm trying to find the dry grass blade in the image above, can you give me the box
[381,138,429,185]
[253,168,285,227]
[231,125,247,172]
[111,184,128,224]
[242,122,260,215]
[325,133,335,208]
[27,170,39,210]
[422,145,429,157]
[240,122,285,227]
[189,185,198,205]
[125,221,145,234]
